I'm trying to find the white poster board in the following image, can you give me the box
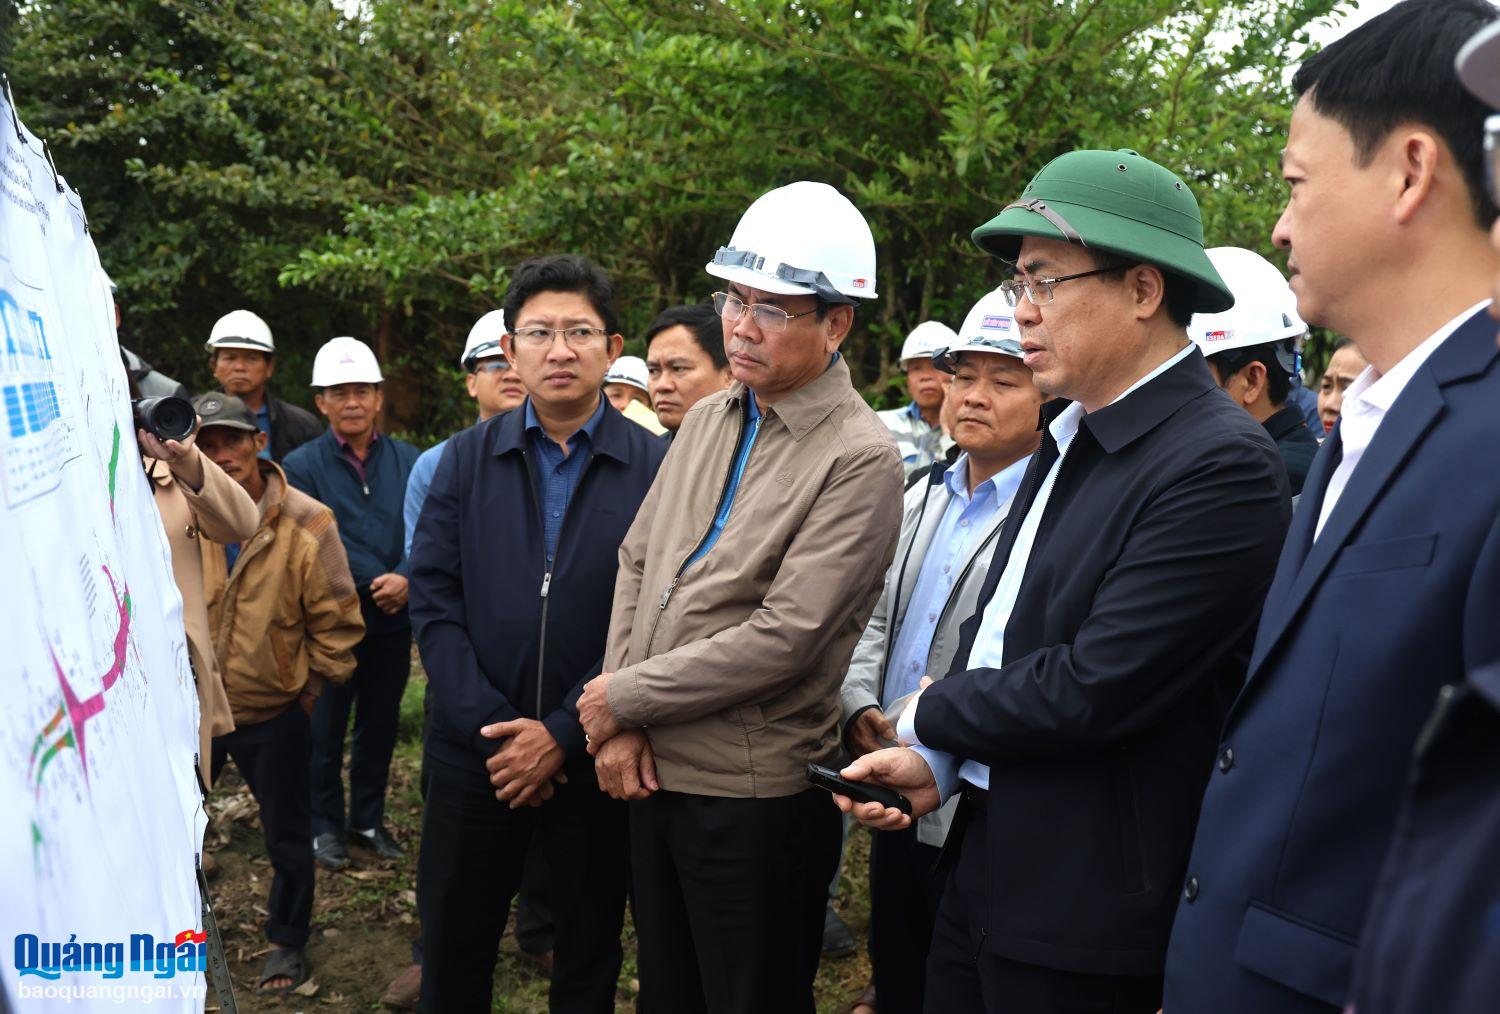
[0,85,206,1010]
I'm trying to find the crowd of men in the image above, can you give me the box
[124,1,1500,1011]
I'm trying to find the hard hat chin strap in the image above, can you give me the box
[712,246,855,305]
[1003,200,1087,247]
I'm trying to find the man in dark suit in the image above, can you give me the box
[1158,3,1500,1012]
[836,148,1290,1013]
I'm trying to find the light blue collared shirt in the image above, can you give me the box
[900,343,1198,799]
[883,453,1028,709]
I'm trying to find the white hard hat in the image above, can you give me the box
[461,309,508,369]
[603,355,649,393]
[1188,248,1304,374]
[311,336,383,387]
[899,321,958,363]
[206,309,275,354]
[935,288,1024,374]
[706,181,878,302]
[1457,20,1500,108]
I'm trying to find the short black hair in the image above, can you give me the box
[1085,249,1196,328]
[645,303,727,369]
[1207,346,1292,406]
[1292,0,1500,228]
[503,254,619,335]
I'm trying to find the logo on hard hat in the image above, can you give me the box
[852,278,868,289]
[339,352,356,364]
[1204,330,1234,344]
[981,315,1011,331]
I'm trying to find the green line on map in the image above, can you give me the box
[107,422,121,511]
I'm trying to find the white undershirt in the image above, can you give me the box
[1315,300,1490,539]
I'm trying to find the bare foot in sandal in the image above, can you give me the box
[257,944,308,994]
[849,981,876,1014]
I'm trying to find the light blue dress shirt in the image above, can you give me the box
[883,453,1028,709]
[403,438,448,558]
[900,343,1198,799]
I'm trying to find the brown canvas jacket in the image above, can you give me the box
[200,461,364,726]
[606,354,903,798]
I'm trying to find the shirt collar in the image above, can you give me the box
[1069,344,1217,455]
[944,451,1031,506]
[524,394,607,447]
[1345,298,1491,417]
[332,429,379,451]
[725,353,854,441]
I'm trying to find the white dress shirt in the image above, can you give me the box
[1315,300,1491,539]
[898,343,1199,800]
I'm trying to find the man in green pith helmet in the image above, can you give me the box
[835,149,1290,1012]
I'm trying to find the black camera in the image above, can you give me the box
[132,396,196,443]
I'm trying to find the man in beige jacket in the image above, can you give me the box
[194,393,365,995]
[577,181,903,1013]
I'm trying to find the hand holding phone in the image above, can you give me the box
[806,762,912,815]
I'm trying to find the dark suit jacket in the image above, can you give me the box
[1164,307,1500,1012]
[1350,662,1500,1014]
[408,399,667,777]
[914,348,1290,977]
[1264,403,1318,496]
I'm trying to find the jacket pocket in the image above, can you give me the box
[1233,901,1357,1007]
[1329,533,1436,578]
[1111,762,1147,894]
[268,620,299,692]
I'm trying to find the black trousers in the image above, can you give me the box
[630,788,842,1014]
[868,825,947,1014]
[310,626,410,835]
[210,704,314,949]
[925,795,1162,1014]
[417,756,627,1013]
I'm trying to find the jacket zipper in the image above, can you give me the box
[875,478,938,707]
[644,403,749,657]
[528,446,594,720]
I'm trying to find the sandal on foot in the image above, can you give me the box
[848,982,877,1014]
[256,947,309,995]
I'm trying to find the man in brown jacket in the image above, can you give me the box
[194,394,365,996]
[577,182,903,1013]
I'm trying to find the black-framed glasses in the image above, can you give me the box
[510,326,609,350]
[1485,113,1500,206]
[712,291,817,333]
[470,359,512,375]
[999,266,1123,307]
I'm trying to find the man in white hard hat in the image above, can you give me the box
[575,181,903,1012]
[282,337,420,872]
[644,303,732,438]
[603,354,667,435]
[878,320,958,480]
[402,309,528,556]
[1188,247,1319,495]
[839,289,1045,1014]
[207,309,322,461]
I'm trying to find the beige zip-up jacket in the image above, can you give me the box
[606,355,903,798]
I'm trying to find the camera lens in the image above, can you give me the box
[133,396,197,442]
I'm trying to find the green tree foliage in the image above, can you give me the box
[6,0,1347,438]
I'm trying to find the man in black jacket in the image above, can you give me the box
[408,255,667,1013]
[837,149,1289,1012]
[207,309,322,461]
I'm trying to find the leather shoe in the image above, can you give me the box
[822,902,857,958]
[380,962,421,1010]
[312,832,350,871]
[352,825,404,860]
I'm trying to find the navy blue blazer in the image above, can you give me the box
[1164,307,1500,1012]
[914,349,1289,977]
[1350,661,1500,1014]
[407,399,667,776]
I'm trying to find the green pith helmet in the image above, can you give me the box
[972,149,1234,313]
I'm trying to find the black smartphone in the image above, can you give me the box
[806,762,912,815]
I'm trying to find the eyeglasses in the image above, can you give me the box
[471,360,512,375]
[999,265,1123,307]
[510,326,609,350]
[713,291,817,333]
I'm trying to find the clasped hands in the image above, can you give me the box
[579,672,659,801]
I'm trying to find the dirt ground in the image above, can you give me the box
[203,663,875,1013]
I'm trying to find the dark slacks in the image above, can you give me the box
[925,794,1162,1014]
[210,704,314,948]
[630,788,843,1014]
[310,626,410,835]
[868,825,947,1014]
[417,756,627,1014]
